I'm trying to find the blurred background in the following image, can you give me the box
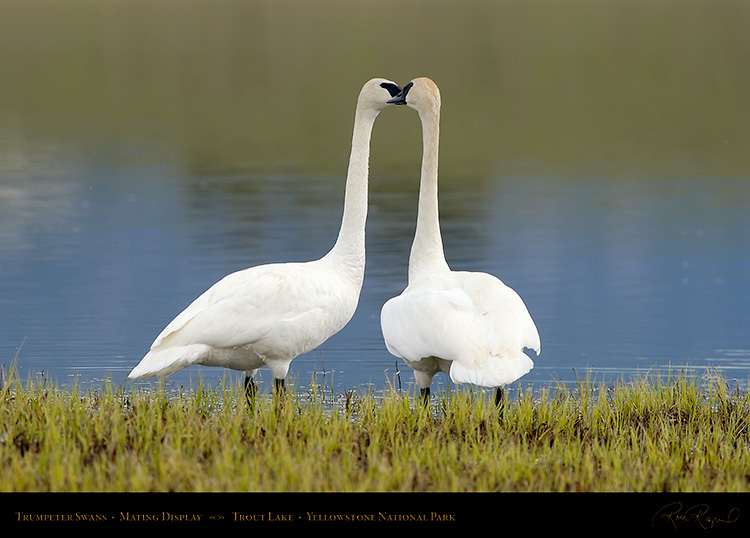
[1,0,749,394]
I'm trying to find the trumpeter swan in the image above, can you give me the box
[380,77,540,408]
[129,78,403,400]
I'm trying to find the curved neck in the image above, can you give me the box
[409,104,449,282]
[325,104,379,273]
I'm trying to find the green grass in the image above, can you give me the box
[1,368,749,492]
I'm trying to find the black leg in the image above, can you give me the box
[274,378,285,394]
[244,375,256,407]
[420,387,431,406]
[494,387,505,418]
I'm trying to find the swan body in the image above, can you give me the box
[380,77,540,404]
[129,78,403,395]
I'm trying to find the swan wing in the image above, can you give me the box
[152,265,288,350]
[150,261,357,355]
[130,261,358,379]
[455,271,540,356]
[446,271,539,386]
[381,271,539,387]
[381,282,483,366]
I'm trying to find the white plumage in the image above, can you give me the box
[380,77,540,405]
[129,78,403,397]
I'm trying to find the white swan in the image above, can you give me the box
[380,77,540,407]
[129,78,403,399]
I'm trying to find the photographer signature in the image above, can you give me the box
[652,502,739,530]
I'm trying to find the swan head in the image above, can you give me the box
[358,78,403,112]
[387,77,440,113]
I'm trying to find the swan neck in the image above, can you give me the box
[409,104,448,282]
[326,104,378,276]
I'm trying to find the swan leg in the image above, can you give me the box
[494,387,505,418]
[274,378,285,394]
[244,374,256,407]
[419,387,431,406]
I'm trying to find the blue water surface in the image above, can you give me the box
[2,157,748,395]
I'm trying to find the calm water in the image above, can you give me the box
[1,0,749,395]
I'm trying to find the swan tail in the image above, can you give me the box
[128,344,208,379]
[449,351,534,388]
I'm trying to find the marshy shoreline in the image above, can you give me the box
[2,368,750,531]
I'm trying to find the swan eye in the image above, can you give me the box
[380,82,402,98]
